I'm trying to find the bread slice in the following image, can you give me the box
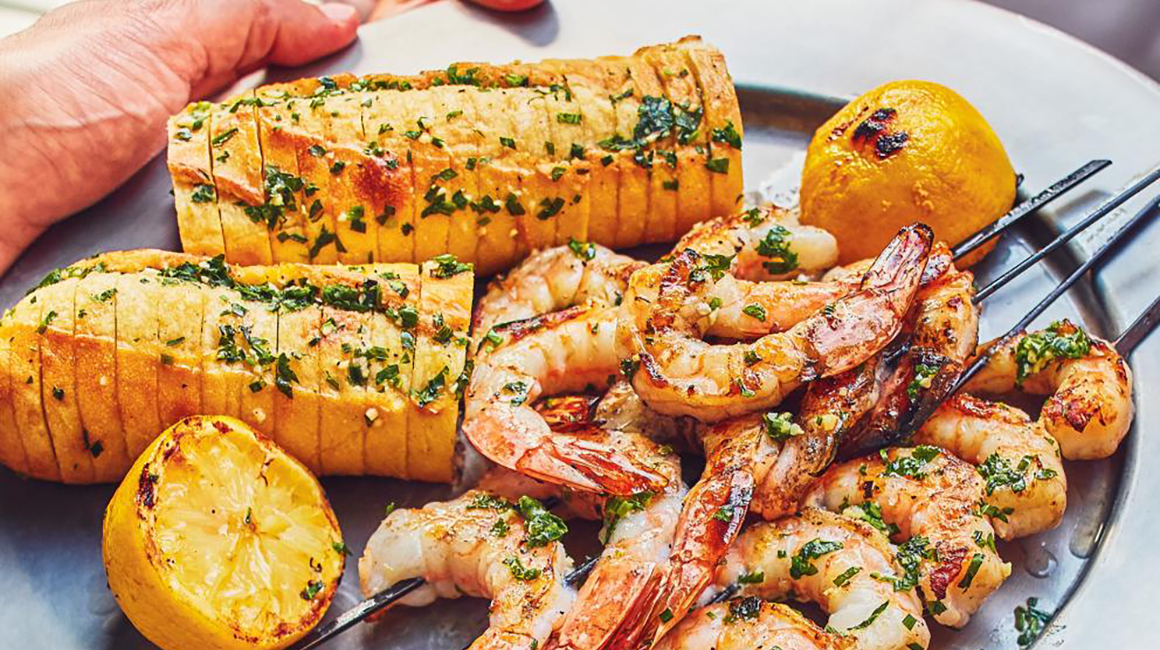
[406,257,472,483]
[363,264,420,478]
[167,102,226,256]
[73,272,131,481]
[8,289,61,480]
[38,278,93,483]
[210,92,273,264]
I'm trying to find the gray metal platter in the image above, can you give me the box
[2,0,1159,648]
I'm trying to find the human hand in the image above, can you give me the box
[0,0,362,274]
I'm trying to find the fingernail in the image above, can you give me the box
[320,2,361,25]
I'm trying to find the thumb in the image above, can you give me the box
[256,1,361,68]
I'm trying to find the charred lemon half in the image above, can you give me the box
[102,416,344,650]
[801,80,1016,265]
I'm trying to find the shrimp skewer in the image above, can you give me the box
[618,225,933,422]
[713,508,931,650]
[962,319,1133,460]
[358,490,575,650]
[805,448,1011,628]
[652,600,853,650]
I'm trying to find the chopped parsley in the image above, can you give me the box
[906,363,939,400]
[845,502,900,538]
[880,446,940,479]
[742,303,767,322]
[536,197,565,220]
[300,580,325,600]
[762,411,803,442]
[1014,597,1051,648]
[848,601,890,630]
[568,238,597,261]
[1013,320,1091,386]
[190,183,216,203]
[755,225,799,275]
[517,496,568,547]
[833,566,862,587]
[503,556,541,581]
[430,254,472,278]
[711,120,743,149]
[601,491,653,544]
[705,158,730,174]
[790,539,843,579]
[689,253,735,283]
[737,570,765,585]
[958,552,985,589]
[468,494,512,510]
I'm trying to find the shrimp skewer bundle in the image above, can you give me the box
[804,448,1011,628]
[617,224,933,422]
[358,490,576,650]
[712,509,932,650]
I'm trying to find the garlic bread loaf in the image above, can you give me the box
[167,36,743,275]
[0,250,472,483]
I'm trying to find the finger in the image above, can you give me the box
[259,0,361,67]
[466,0,545,11]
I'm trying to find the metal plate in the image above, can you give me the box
[2,1,1159,647]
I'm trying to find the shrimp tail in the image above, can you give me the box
[839,347,961,458]
[804,223,932,377]
[526,436,671,496]
[465,403,670,496]
[635,420,764,645]
[555,562,665,650]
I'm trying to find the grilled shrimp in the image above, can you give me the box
[915,394,1066,540]
[750,360,887,520]
[805,448,1011,628]
[674,204,839,280]
[652,600,853,650]
[714,508,931,650]
[837,244,979,457]
[962,320,1133,460]
[481,408,688,650]
[464,305,672,496]
[617,224,932,422]
[555,488,686,650]
[473,243,645,335]
[634,415,775,646]
[358,490,575,650]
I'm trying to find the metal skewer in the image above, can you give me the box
[1115,293,1160,356]
[953,159,1111,260]
[943,193,1160,408]
[973,166,1160,303]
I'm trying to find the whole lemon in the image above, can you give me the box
[800,80,1016,264]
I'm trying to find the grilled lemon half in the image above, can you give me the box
[103,416,344,650]
[801,80,1016,265]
